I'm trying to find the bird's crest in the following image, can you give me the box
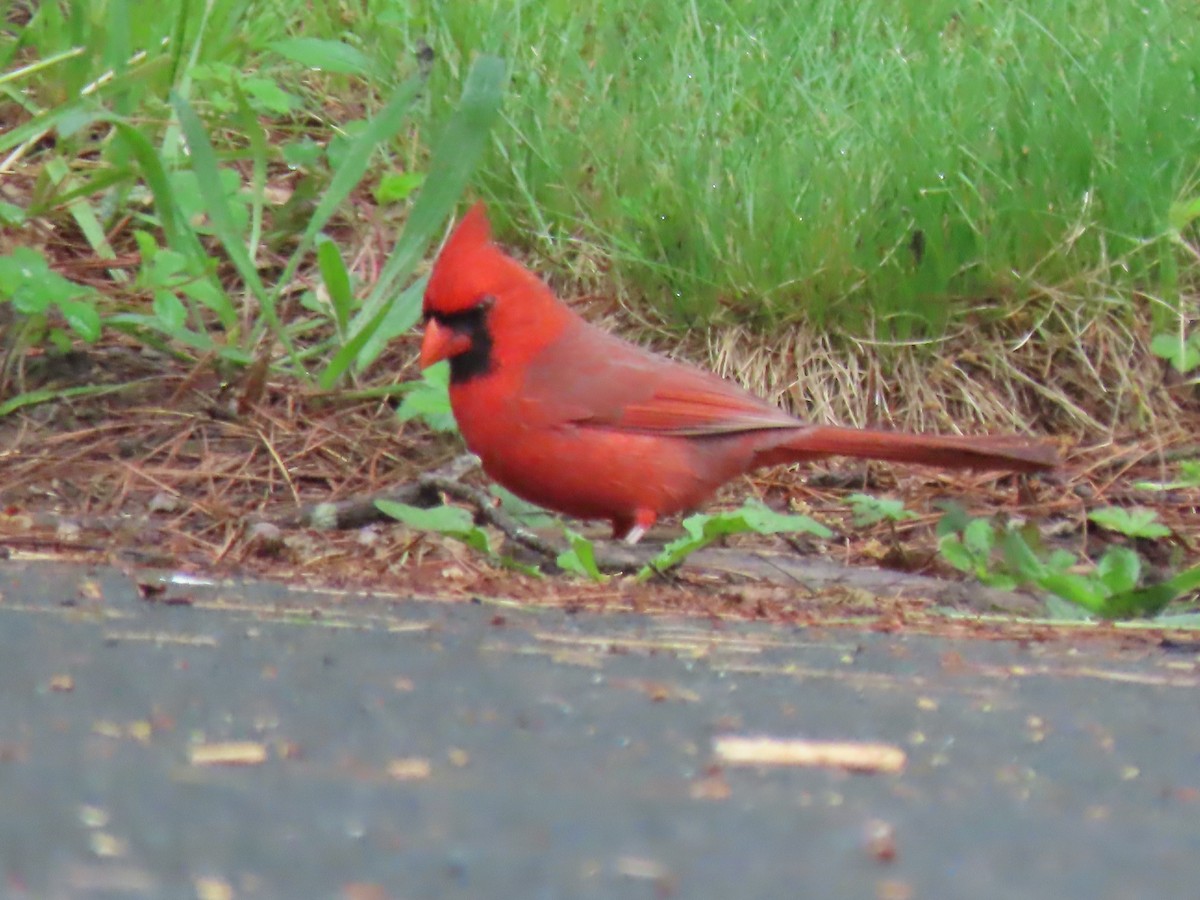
[425,202,523,316]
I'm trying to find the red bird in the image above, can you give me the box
[419,203,1058,544]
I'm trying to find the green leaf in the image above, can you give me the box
[0,201,26,225]
[1134,460,1200,491]
[239,76,298,115]
[1046,549,1078,572]
[375,171,425,205]
[963,518,997,557]
[637,500,829,579]
[846,493,917,526]
[1002,527,1045,582]
[1149,333,1200,373]
[0,383,131,418]
[1167,195,1200,235]
[938,536,976,574]
[281,138,323,170]
[396,361,457,432]
[57,297,101,341]
[491,486,559,529]
[1038,571,1106,615]
[1101,583,1178,620]
[557,529,607,582]
[1095,547,1140,596]
[375,500,491,554]
[152,290,188,333]
[735,502,832,537]
[268,38,374,76]
[934,501,972,537]
[170,91,287,358]
[1088,506,1172,539]
[112,122,203,261]
[348,55,508,367]
[1165,562,1200,595]
[316,237,354,334]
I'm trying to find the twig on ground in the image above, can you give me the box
[269,454,480,529]
[267,454,646,572]
[418,474,565,562]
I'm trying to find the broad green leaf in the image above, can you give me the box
[1088,506,1172,539]
[1164,562,1200,595]
[934,500,972,537]
[1102,583,1178,620]
[1149,333,1200,373]
[57,297,102,341]
[491,486,559,529]
[375,500,491,554]
[963,518,996,557]
[152,290,188,333]
[938,536,976,574]
[268,38,374,76]
[557,529,607,582]
[736,502,832,537]
[1002,528,1045,582]
[240,76,299,115]
[1038,572,1106,614]
[375,171,425,205]
[396,361,457,432]
[1096,547,1140,596]
[0,201,24,225]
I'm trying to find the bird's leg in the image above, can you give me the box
[617,509,657,545]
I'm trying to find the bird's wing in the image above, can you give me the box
[521,322,800,437]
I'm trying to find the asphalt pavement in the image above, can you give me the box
[0,556,1197,899]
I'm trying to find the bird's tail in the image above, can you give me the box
[760,426,1059,473]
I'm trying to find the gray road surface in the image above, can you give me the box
[0,557,1197,899]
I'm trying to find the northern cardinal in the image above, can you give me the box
[419,203,1058,543]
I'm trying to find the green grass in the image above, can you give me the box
[2,0,1198,354]
[405,0,1200,336]
[0,0,504,392]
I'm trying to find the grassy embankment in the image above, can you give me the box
[2,0,1198,433]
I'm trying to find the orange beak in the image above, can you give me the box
[419,318,472,369]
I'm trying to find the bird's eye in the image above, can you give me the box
[475,295,495,311]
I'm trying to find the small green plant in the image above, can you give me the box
[1150,332,1200,374]
[375,500,492,555]
[0,248,102,348]
[557,528,608,582]
[937,517,1024,591]
[937,511,1199,619]
[3,0,506,400]
[1149,193,1200,374]
[636,501,832,581]
[376,494,547,577]
[846,493,918,527]
[396,363,458,433]
[1087,506,1172,540]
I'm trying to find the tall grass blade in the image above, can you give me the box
[346,54,507,374]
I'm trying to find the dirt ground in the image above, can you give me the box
[2,337,1199,640]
